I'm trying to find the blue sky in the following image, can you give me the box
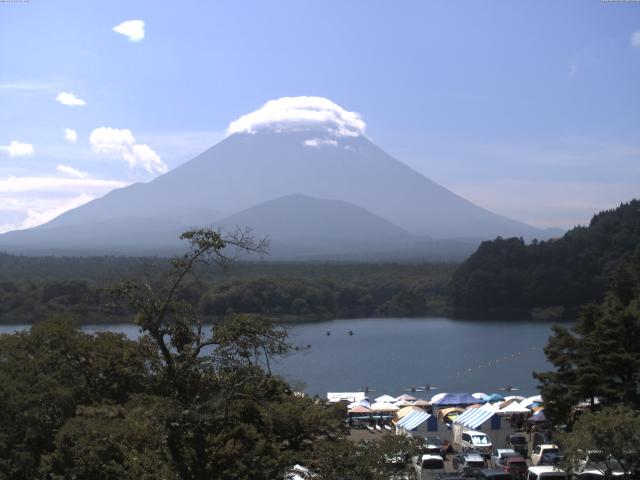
[0,0,638,232]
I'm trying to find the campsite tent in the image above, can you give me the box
[395,394,417,402]
[528,409,546,423]
[431,392,447,403]
[327,392,367,403]
[375,394,397,403]
[520,395,543,407]
[396,410,432,436]
[433,393,479,406]
[397,406,423,419]
[499,402,531,414]
[370,402,399,412]
[437,407,465,420]
[453,407,517,448]
[484,393,505,403]
[348,405,372,414]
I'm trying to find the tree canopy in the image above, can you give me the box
[534,246,640,425]
[450,199,640,312]
[0,228,417,479]
[558,406,640,480]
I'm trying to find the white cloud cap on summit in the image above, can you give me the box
[0,140,34,157]
[89,127,167,174]
[632,30,640,48]
[113,20,145,42]
[55,92,87,107]
[227,96,366,137]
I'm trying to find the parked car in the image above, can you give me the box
[572,450,626,479]
[500,456,528,480]
[478,469,513,480]
[532,432,554,450]
[423,437,449,458]
[538,451,563,467]
[573,470,626,480]
[505,434,528,457]
[285,464,315,480]
[453,452,486,477]
[531,445,561,466]
[526,466,567,480]
[413,454,445,480]
[453,428,492,458]
[491,449,518,468]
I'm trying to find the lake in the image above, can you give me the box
[0,317,569,398]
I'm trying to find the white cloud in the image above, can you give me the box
[0,176,126,193]
[113,20,145,42]
[0,175,129,233]
[123,144,167,173]
[89,126,167,174]
[0,80,61,93]
[18,194,95,231]
[0,140,34,157]
[632,30,640,49]
[303,137,338,148]
[55,91,86,106]
[64,128,78,144]
[56,164,88,178]
[89,127,135,154]
[227,96,366,137]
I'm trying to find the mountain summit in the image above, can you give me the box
[0,97,553,257]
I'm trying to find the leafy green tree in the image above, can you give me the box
[304,435,420,480]
[534,248,640,425]
[40,398,178,480]
[0,317,149,480]
[114,228,346,480]
[558,406,640,480]
[0,228,430,479]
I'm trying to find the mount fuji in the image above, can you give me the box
[0,97,555,258]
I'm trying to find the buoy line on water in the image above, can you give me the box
[454,345,538,377]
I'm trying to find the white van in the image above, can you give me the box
[527,466,568,480]
[413,454,445,480]
[460,430,492,457]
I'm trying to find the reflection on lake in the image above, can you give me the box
[0,317,569,397]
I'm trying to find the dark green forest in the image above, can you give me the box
[3,199,639,324]
[0,229,424,480]
[0,257,454,324]
[450,199,640,314]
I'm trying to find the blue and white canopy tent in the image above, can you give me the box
[452,406,519,448]
[395,410,432,436]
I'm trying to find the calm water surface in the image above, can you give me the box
[0,317,569,398]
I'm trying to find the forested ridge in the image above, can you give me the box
[450,199,640,313]
[4,199,639,324]
[0,259,453,324]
